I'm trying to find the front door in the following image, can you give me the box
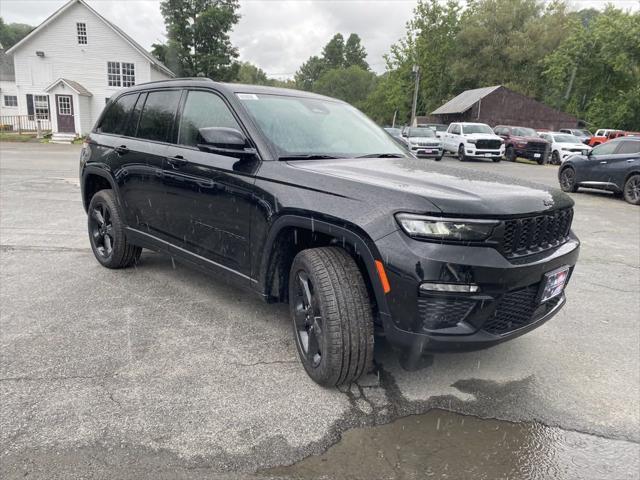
[55,95,75,133]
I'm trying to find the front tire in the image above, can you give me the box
[559,167,578,193]
[458,145,467,162]
[551,151,561,165]
[87,189,141,268]
[435,155,443,161]
[289,247,374,386]
[623,174,640,205]
[506,146,516,162]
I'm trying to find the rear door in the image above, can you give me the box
[121,89,183,241]
[163,88,258,279]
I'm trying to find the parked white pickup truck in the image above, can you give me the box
[442,122,505,162]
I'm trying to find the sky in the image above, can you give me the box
[1,0,638,79]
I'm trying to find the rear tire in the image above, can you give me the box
[623,174,640,205]
[289,247,374,386]
[506,146,516,162]
[87,189,142,269]
[559,167,578,193]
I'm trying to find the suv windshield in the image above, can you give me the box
[462,124,494,134]
[553,134,580,143]
[408,128,435,138]
[237,93,405,158]
[512,127,538,136]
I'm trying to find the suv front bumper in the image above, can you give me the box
[375,230,580,354]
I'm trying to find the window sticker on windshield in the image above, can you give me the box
[237,93,259,100]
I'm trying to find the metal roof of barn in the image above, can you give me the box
[432,85,502,115]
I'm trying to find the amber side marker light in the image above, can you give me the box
[375,260,391,294]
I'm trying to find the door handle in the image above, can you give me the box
[114,145,129,155]
[167,155,188,167]
[627,159,636,163]
[600,161,607,164]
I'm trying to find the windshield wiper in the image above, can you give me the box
[278,154,344,161]
[356,153,405,158]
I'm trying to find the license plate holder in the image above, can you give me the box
[538,266,570,303]
[534,153,541,158]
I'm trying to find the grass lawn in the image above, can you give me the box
[0,132,40,143]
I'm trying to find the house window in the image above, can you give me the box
[3,95,18,107]
[107,61,136,87]
[34,95,50,120]
[107,61,121,87]
[57,96,72,115]
[122,63,135,87]
[77,22,87,44]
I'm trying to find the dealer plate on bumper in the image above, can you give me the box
[539,266,570,303]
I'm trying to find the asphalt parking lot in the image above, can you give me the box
[1,143,639,479]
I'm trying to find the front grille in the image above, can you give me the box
[502,208,573,258]
[483,285,562,335]
[418,296,475,331]
[476,139,502,149]
[417,142,440,147]
[525,142,548,154]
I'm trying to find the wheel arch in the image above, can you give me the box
[81,166,118,213]
[257,215,390,317]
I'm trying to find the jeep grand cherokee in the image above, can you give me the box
[80,79,580,386]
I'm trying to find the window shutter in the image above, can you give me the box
[46,96,51,119]
[26,94,34,116]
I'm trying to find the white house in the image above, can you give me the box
[3,0,174,140]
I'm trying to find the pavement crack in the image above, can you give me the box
[0,244,89,253]
[228,359,298,368]
[0,374,115,382]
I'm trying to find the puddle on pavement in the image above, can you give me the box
[263,409,639,480]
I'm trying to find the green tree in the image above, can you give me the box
[235,61,271,85]
[344,33,369,70]
[312,65,377,108]
[159,0,240,81]
[322,33,345,69]
[0,18,33,49]
[294,55,326,91]
[542,6,640,129]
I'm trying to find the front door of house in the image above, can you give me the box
[55,95,75,133]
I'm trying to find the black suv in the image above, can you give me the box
[80,79,580,386]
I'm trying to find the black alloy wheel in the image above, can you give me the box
[87,189,141,268]
[559,167,578,193]
[623,174,640,205]
[292,271,323,369]
[89,202,114,260]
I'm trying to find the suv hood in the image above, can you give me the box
[289,157,572,216]
[512,135,548,143]
[557,142,590,150]
[409,136,441,144]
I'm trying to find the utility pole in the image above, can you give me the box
[410,65,420,127]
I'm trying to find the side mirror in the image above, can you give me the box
[198,127,256,157]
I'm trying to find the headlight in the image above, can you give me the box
[468,139,477,144]
[395,214,499,241]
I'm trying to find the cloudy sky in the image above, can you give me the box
[1,0,638,79]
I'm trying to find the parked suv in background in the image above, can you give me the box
[559,137,640,205]
[539,132,592,165]
[559,128,592,145]
[401,127,443,160]
[494,125,550,164]
[442,122,504,162]
[80,79,580,386]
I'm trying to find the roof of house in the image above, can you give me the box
[0,48,15,82]
[6,0,174,78]
[432,85,502,115]
[45,78,93,96]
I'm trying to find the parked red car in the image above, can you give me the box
[588,129,623,147]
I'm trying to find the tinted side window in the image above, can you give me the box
[137,90,181,142]
[97,93,138,134]
[178,90,240,147]
[451,124,460,134]
[592,141,619,156]
[616,141,640,155]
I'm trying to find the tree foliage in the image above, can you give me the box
[313,65,377,109]
[344,33,369,70]
[158,0,240,81]
[0,18,33,49]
